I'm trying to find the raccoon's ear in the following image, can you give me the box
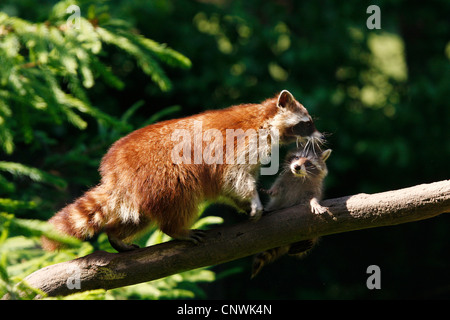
[321,149,332,162]
[277,90,295,109]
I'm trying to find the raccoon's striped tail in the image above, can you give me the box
[41,186,108,251]
[251,238,318,278]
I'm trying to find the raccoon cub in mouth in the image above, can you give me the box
[251,146,331,278]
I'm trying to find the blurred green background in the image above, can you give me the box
[0,0,449,299]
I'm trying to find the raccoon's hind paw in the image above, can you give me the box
[188,229,206,244]
[251,259,264,279]
[108,235,140,252]
[173,229,206,245]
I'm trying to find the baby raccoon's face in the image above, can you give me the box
[288,149,332,179]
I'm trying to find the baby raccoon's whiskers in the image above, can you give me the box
[307,170,318,178]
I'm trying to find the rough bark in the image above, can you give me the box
[13,180,450,298]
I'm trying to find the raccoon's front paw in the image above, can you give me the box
[250,192,263,221]
[250,203,263,221]
[260,186,278,197]
[310,197,330,215]
[311,203,329,215]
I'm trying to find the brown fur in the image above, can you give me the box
[42,91,320,251]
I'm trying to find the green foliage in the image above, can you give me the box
[0,214,220,300]
[0,161,66,188]
[111,269,216,300]
[0,0,190,155]
[104,219,220,300]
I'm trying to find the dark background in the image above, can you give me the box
[1,0,449,299]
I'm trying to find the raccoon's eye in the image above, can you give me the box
[304,160,313,167]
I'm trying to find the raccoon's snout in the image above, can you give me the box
[289,119,322,141]
[291,163,306,176]
[311,131,325,141]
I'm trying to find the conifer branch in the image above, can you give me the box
[0,7,191,155]
[10,179,450,299]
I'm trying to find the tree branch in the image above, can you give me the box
[16,180,450,298]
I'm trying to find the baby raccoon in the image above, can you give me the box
[251,146,331,278]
